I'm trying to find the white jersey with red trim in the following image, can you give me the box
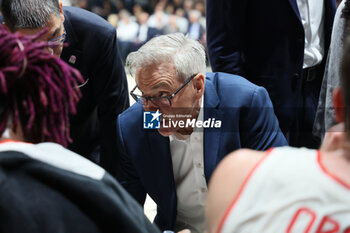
[218,147,350,233]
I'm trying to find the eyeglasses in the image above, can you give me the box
[48,30,66,44]
[131,74,197,107]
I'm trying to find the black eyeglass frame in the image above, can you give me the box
[130,73,198,107]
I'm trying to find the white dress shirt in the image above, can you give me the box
[137,24,148,43]
[297,0,325,68]
[188,23,201,40]
[169,98,206,233]
[117,20,139,42]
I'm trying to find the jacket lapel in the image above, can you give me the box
[288,0,301,21]
[203,74,224,184]
[62,9,82,70]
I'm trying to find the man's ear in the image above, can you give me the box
[193,73,205,99]
[59,2,65,22]
[333,87,344,123]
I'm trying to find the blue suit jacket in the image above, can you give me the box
[206,0,336,135]
[61,7,129,176]
[116,72,287,230]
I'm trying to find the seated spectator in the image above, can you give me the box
[193,1,206,29]
[163,14,181,34]
[194,1,205,17]
[117,33,287,233]
[98,0,119,19]
[183,0,194,19]
[187,10,204,42]
[107,13,119,28]
[175,8,189,34]
[0,26,159,233]
[133,3,144,19]
[134,0,152,14]
[117,9,139,61]
[206,36,350,233]
[172,0,183,11]
[133,12,162,49]
[148,3,169,30]
[164,13,189,35]
[165,3,175,15]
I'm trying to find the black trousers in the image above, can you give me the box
[288,64,323,149]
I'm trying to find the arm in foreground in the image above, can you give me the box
[206,149,265,233]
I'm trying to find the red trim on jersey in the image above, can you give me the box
[216,148,274,233]
[286,207,316,233]
[0,139,22,144]
[315,216,340,233]
[317,150,350,190]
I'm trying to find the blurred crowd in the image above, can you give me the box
[63,0,206,61]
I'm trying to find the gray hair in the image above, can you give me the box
[1,0,61,31]
[126,33,206,82]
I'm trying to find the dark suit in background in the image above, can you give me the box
[131,26,163,56]
[116,72,287,231]
[62,7,129,176]
[206,0,336,148]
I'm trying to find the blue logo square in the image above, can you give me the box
[143,110,161,129]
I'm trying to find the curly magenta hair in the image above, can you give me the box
[0,26,84,146]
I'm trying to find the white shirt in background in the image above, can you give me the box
[297,0,325,68]
[117,20,139,42]
[137,24,148,43]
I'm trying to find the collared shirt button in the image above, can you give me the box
[201,188,206,192]
[196,163,202,168]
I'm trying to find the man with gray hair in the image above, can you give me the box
[116,33,287,233]
[1,0,129,177]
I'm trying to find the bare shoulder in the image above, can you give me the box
[206,149,267,233]
[210,149,267,191]
[223,149,266,168]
